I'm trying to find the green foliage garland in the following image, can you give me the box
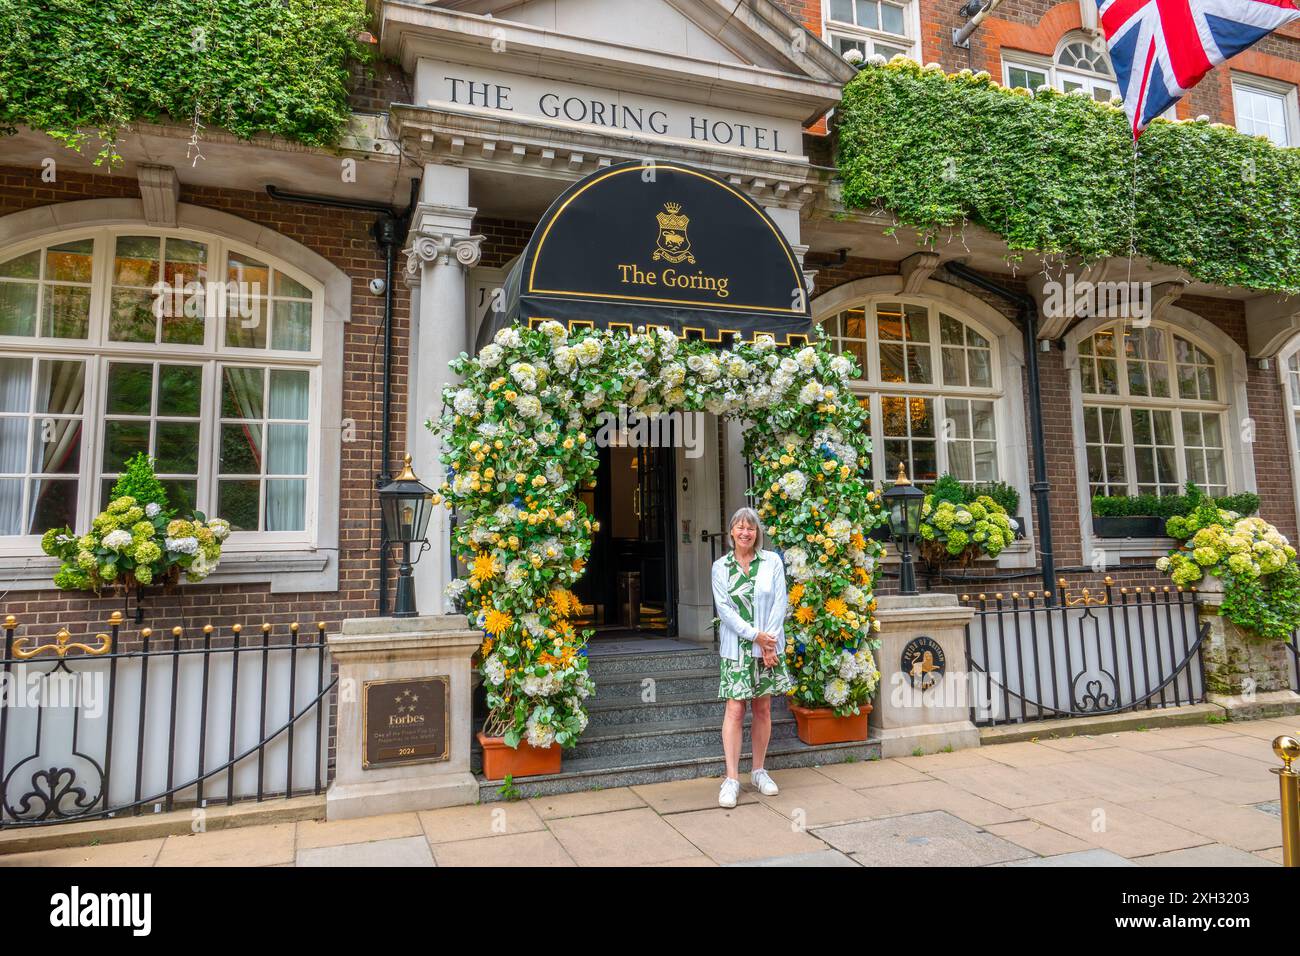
[837,59,1300,294]
[0,0,370,164]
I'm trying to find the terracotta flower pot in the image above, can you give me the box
[477,731,562,779]
[790,703,872,745]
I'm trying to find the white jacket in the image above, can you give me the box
[711,549,788,663]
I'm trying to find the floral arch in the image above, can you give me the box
[431,321,888,750]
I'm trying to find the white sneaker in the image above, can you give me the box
[751,768,779,796]
[718,777,741,808]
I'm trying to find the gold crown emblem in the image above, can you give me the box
[656,202,689,230]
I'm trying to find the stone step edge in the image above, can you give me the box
[575,714,796,745]
[583,667,719,686]
[978,701,1228,745]
[477,735,880,785]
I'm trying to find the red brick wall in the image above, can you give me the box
[0,164,407,642]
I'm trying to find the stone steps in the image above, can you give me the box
[475,734,880,801]
[471,645,877,802]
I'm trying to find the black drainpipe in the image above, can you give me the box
[266,179,419,616]
[943,261,1057,593]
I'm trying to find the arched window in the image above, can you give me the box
[1004,32,1119,103]
[0,227,322,549]
[1077,321,1228,497]
[822,298,1002,485]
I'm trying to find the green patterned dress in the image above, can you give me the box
[718,551,795,701]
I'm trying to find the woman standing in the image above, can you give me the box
[711,507,794,808]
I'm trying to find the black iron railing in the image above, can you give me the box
[962,578,1208,726]
[0,614,335,829]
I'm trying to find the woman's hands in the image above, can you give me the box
[756,632,779,668]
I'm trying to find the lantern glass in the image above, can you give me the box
[378,455,435,546]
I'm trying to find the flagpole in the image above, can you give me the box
[953,0,1009,47]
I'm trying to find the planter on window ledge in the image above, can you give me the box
[476,731,562,779]
[790,703,872,745]
[1092,515,1167,539]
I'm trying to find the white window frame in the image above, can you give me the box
[1065,311,1255,561]
[1002,33,1119,103]
[0,221,338,589]
[1231,72,1300,147]
[822,0,921,63]
[1278,346,1300,533]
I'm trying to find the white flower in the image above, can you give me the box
[538,320,568,341]
[494,326,522,348]
[829,354,852,380]
[483,654,506,685]
[525,708,556,748]
[102,530,133,552]
[445,578,468,599]
[165,536,200,555]
[513,395,542,419]
[795,346,818,372]
[145,502,161,518]
[824,677,850,707]
[842,48,865,65]
[207,518,231,540]
[508,362,538,392]
[453,388,478,416]
[479,343,504,368]
[798,381,823,405]
[778,470,808,499]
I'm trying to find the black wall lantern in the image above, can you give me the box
[883,461,925,596]
[379,454,435,617]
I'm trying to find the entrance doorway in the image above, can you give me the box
[573,442,677,638]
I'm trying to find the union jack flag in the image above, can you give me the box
[1096,0,1300,138]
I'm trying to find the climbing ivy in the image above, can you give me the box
[837,59,1300,294]
[0,0,370,165]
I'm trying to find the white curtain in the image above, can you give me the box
[0,357,32,534]
[266,369,308,531]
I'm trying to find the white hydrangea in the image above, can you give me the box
[208,518,231,540]
[102,530,133,552]
[525,708,556,748]
[513,394,542,419]
[508,362,538,392]
[494,326,522,348]
[483,654,506,685]
[778,470,808,499]
[479,343,504,368]
[829,354,853,380]
[453,388,478,416]
[145,502,161,518]
[798,381,823,405]
[165,536,200,555]
[824,677,850,707]
[795,346,818,372]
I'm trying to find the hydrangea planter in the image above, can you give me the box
[476,731,562,779]
[790,703,872,745]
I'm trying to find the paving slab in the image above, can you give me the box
[815,758,929,788]
[928,763,1077,809]
[155,823,296,867]
[864,778,1024,826]
[1148,745,1280,779]
[630,776,759,814]
[895,749,997,771]
[1045,759,1194,806]
[1198,734,1286,765]
[1135,844,1279,867]
[431,829,576,867]
[418,801,545,844]
[297,835,434,867]
[1101,730,1204,753]
[977,741,1084,769]
[764,767,835,790]
[1034,734,1118,753]
[757,782,894,828]
[1000,849,1136,867]
[1219,719,1300,740]
[529,788,647,820]
[1176,773,1282,806]
[1082,747,1216,784]
[983,820,1095,857]
[296,812,423,850]
[728,849,859,867]
[0,838,166,867]
[548,807,703,866]
[665,803,827,864]
[1254,847,1285,865]
[1023,798,1208,858]
[814,810,1034,867]
[1124,793,1282,852]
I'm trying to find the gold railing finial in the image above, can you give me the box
[894,461,910,486]
[1272,735,1300,867]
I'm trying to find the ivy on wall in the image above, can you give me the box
[0,0,370,164]
[837,59,1300,294]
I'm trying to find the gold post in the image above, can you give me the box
[894,461,911,486]
[1272,735,1300,867]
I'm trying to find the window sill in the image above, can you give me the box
[1088,536,1175,560]
[0,548,336,594]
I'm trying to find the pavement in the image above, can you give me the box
[3,716,1295,867]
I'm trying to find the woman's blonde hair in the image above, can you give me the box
[728,506,764,550]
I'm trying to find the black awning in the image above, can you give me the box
[479,161,813,350]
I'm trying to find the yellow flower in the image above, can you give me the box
[549,588,572,617]
[795,605,816,625]
[483,467,495,479]
[826,597,848,618]
[788,583,805,605]
[484,608,512,637]
[470,552,500,583]
[850,532,866,550]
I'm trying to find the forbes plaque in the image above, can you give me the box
[363,676,449,769]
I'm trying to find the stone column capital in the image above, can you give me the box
[404,232,485,284]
